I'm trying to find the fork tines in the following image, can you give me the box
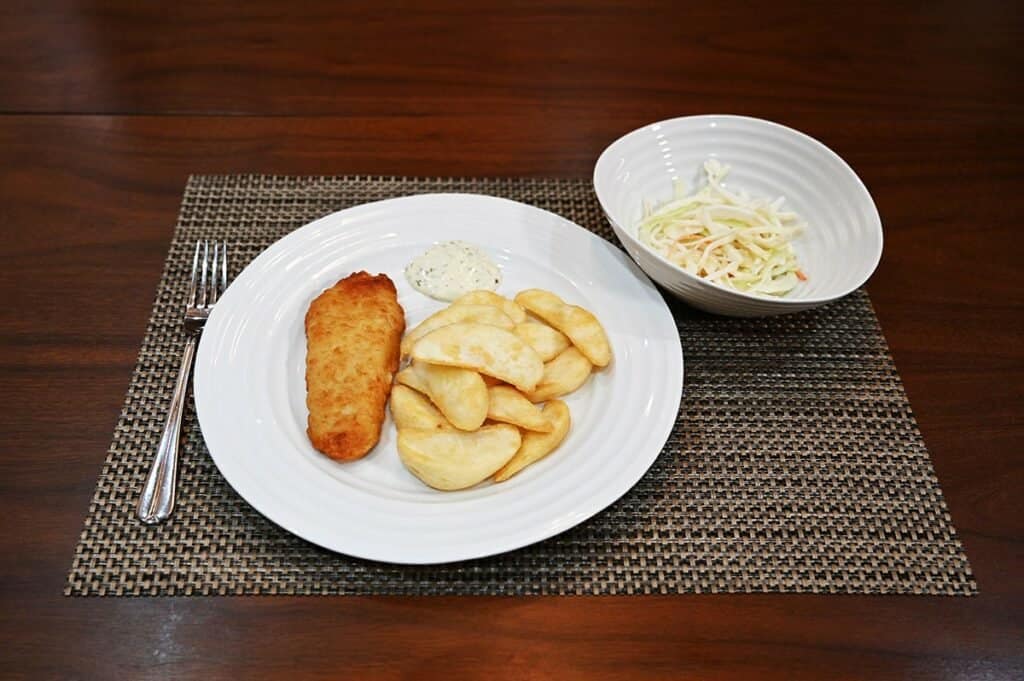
[188,241,228,310]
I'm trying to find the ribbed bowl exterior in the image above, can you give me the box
[594,115,883,316]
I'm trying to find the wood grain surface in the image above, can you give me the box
[0,1,1021,679]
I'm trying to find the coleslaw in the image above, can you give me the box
[637,160,806,296]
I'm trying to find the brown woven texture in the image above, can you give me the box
[66,175,976,596]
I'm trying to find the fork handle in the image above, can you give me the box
[137,335,198,524]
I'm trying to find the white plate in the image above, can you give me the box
[194,193,683,564]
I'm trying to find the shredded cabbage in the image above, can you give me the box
[637,159,806,296]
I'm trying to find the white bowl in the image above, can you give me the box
[593,115,883,316]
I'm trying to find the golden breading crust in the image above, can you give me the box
[305,272,405,461]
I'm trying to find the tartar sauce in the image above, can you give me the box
[404,241,501,301]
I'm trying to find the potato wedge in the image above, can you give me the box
[400,304,515,358]
[389,384,451,431]
[513,322,571,362]
[526,347,592,402]
[398,424,521,490]
[494,400,571,481]
[409,362,488,431]
[411,322,544,393]
[395,365,430,394]
[487,385,553,432]
[514,289,611,367]
[452,290,527,323]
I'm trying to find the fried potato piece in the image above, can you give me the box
[412,361,488,431]
[389,384,451,431]
[305,272,405,461]
[487,385,553,432]
[397,362,490,429]
[526,347,593,402]
[452,290,527,323]
[411,322,544,392]
[395,365,430,394]
[514,289,611,367]
[398,424,521,490]
[513,322,571,362]
[494,400,571,481]
[400,304,514,358]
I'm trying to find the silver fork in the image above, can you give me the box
[138,241,228,524]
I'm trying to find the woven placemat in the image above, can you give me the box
[66,175,976,596]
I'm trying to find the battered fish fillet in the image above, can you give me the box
[305,271,405,461]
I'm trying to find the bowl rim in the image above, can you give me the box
[593,114,884,306]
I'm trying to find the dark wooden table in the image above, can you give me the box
[1,1,1021,678]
